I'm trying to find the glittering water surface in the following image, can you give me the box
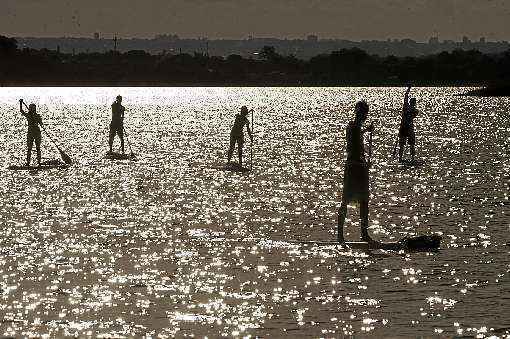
[0,87,509,337]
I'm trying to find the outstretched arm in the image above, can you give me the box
[404,85,411,106]
[19,99,27,116]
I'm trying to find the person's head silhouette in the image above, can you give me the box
[355,100,369,122]
[240,106,249,116]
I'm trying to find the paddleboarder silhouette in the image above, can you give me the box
[398,85,419,162]
[227,106,253,168]
[19,99,42,167]
[109,95,126,154]
[337,100,375,244]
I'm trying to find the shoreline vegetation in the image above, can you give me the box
[1,36,509,94]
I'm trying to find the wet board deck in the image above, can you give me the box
[293,235,441,252]
[105,152,137,160]
[293,240,401,250]
[345,241,402,250]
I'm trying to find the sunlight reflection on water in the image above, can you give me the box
[0,87,509,337]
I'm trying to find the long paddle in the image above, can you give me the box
[123,126,135,157]
[250,109,254,171]
[368,122,373,165]
[392,137,398,158]
[22,101,73,165]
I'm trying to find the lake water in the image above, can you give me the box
[0,87,508,337]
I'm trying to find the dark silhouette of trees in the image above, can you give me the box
[260,46,281,63]
[0,34,509,88]
[0,36,17,55]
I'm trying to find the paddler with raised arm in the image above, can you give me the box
[19,99,43,167]
[398,85,419,162]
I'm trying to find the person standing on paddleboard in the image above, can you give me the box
[109,95,126,154]
[19,99,42,167]
[398,85,419,162]
[227,106,253,168]
[338,100,375,244]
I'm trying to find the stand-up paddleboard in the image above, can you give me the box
[292,235,441,252]
[346,235,441,251]
[105,152,136,160]
[8,159,70,171]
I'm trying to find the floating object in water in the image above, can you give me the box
[105,151,136,160]
[8,159,70,171]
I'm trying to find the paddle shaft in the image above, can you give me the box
[368,124,373,165]
[123,126,134,155]
[392,137,398,157]
[250,109,253,171]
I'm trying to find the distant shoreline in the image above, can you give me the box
[1,36,508,93]
[0,80,485,89]
[459,85,510,97]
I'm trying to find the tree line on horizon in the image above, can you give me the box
[1,35,509,86]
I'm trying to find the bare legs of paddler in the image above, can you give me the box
[398,129,416,162]
[338,199,371,243]
[227,135,244,167]
[27,131,42,167]
[108,123,125,154]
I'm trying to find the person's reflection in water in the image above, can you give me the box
[398,85,419,162]
[337,100,375,244]
[109,95,126,154]
[19,99,42,167]
[227,106,253,168]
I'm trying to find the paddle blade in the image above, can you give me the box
[59,149,73,165]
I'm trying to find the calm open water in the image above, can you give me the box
[0,87,508,338]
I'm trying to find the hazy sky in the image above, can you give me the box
[2,0,510,41]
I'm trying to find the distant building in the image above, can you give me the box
[479,37,486,43]
[429,36,439,44]
[462,36,471,44]
[94,32,100,40]
[307,35,318,42]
